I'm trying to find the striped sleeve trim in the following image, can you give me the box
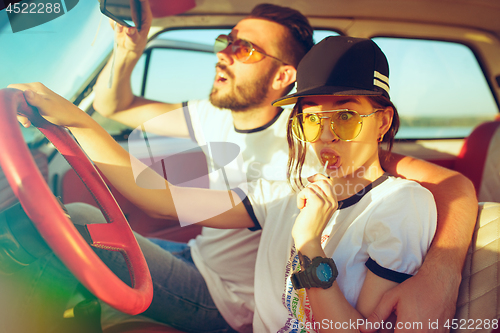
[365,257,413,283]
[232,187,261,231]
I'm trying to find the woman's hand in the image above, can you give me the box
[8,82,88,129]
[111,0,152,56]
[292,174,338,252]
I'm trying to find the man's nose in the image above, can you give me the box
[216,45,235,65]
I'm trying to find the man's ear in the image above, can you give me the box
[272,65,297,91]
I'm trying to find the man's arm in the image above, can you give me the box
[13,83,252,229]
[363,151,478,332]
[92,0,188,137]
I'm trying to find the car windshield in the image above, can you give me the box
[1,4,497,143]
[0,1,114,144]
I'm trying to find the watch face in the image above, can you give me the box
[316,262,333,282]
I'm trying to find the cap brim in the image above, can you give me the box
[272,86,386,107]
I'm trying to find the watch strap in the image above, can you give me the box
[298,251,312,269]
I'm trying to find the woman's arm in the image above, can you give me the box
[293,174,437,332]
[291,174,387,332]
[305,268,398,332]
[295,240,399,333]
[11,83,253,229]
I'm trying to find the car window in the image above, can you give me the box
[95,29,338,136]
[139,48,217,103]
[136,29,337,102]
[0,1,114,145]
[373,38,498,139]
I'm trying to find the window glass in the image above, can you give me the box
[0,2,113,100]
[0,1,114,144]
[142,48,216,103]
[131,28,223,102]
[132,29,337,103]
[98,29,338,137]
[313,30,338,43]
[373,38,498,139]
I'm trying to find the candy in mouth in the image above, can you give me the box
[321,152,338,166]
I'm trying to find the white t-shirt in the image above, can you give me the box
[238,175,437,332]
[185,100,320,332]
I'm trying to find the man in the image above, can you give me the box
[11,1,477,332]
[94,3,316,332]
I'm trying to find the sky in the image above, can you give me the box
[0,0,113,100]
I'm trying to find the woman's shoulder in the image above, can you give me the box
[360,175,437,225]
[365,175,437,226]
[378,175,434,200]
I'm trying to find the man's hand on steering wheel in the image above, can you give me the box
[9,82,86,129]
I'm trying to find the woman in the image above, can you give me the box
[14,36,436,332]
[239,36,436,331]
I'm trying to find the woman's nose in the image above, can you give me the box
[319,118,340,142]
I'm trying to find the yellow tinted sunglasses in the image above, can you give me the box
[291,109,383,142]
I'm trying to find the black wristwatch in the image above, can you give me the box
[291,256,338,290]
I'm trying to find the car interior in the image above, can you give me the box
[1,0,500,332]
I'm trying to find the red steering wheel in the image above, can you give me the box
[0,88,153,315]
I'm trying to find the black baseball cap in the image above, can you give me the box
[272,36,390,107]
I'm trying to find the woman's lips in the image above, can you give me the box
[320,150,340,168]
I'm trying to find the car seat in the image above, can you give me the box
[454,121,500,203]
[456,201,500,332]
[454,120,500,331]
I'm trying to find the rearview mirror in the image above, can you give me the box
[99,0,141,31]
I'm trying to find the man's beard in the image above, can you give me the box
[209,63,279,112]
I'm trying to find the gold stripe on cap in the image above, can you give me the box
[374,71,390,94]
